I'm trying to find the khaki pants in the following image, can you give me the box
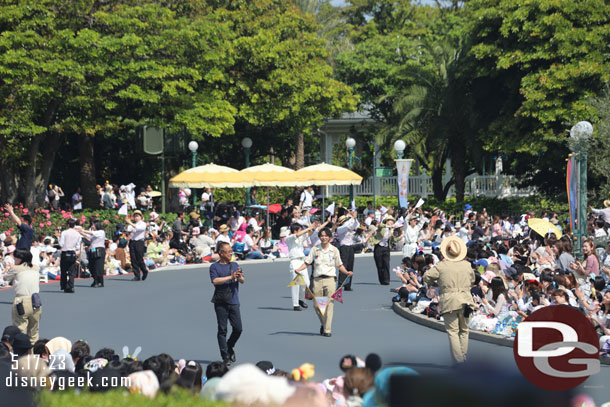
[442,308,469,364]
[312,277,335,334]
[12,296,42,344]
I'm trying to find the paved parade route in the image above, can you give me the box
[1,254,609,402]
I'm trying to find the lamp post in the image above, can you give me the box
[188,140,199,206]
[242,137,253,206]
[346,137,356,206]
[393,140,412,210]
[569,121,593,259]
[394,139,406,160]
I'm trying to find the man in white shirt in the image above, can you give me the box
[403,210,424,258]
[59,218,82,293]
[124,210,149,281]
[300,186,315,210]
[72,188,83,211]
[455,222,470,244]
[242,227,264,259]
[285,224,315,311]
[336,211,359,291]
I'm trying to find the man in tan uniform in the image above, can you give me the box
[423,236,475,364]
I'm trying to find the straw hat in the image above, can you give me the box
[383,216,396,223]
[604,200,610,208]
[440,236,467,262]
[219,224,230,233]
[338,215,350,225]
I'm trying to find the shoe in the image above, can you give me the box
[96,283,104,288]
[131,277,141,281]
[392,295,401,303]
[320,325,324,335]
[223,359,232,367]
[91,282,97,287]
[142,273,148,281]
[64,289,74,293]
[381,282,390,285]
[293,306,302,311]
[228,348,236,362]
[322,332,332,337]
[299,301,308,309]
[390,288,399,293]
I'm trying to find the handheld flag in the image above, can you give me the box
[331,288,343,304]
[315,297,329,316]
[118,204,128,216]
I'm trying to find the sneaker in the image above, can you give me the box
[322,332,332,337]
[293,306,302,311]
[391,294,401,302]
[131,277,141,281]
[228,348,236,362]
[298,301,308,309]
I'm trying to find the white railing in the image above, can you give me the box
[326,174,535,198]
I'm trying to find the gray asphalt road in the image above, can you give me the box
[1,254,608,403]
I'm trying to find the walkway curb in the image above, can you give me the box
[392,302,610,365]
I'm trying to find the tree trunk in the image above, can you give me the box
[35,132,63,208]
[79,134,98,209]
[431,165,447,201]
[295,132,304,170]
[0,158,19,203]
[451,135,467,202]
[23,135,43,208]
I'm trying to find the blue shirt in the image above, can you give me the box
[209,261,240,305]
[16,223,34,250]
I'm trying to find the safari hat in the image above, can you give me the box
[219,224,230,233]
[383,216,396,223]
[338,215,350,225]
[604,200,610,208]
[440,236,467,262]
[132,210,143,217]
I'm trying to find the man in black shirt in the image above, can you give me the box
[471,219,488,241]
[4,204,34,250]
[170,210,188,253]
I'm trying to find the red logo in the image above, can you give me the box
[513,306,600,391]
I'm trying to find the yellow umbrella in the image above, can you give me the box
[169,164,240,188]
[148,191,162,198]
[295,162,362,186]
[528,218,562,238]
[224,163,304,187]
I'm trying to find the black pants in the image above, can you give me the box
[374,244,390,285]
[60,251,77,291]
[214,303,242,361]
[89,248,106,285]
[129,240,148,280]
[338,245,355,290]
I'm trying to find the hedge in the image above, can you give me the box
[37,389,226,407]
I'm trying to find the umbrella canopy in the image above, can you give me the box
[169,164,240,188]
[148,191,162,198]
[224,163,305,187]
[295,162,362,186]
[528,218,562,238]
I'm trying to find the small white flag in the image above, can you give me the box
[325,202,335,215]
[118,204,128,216]
[351,200,356,210]
[415,198,425,209]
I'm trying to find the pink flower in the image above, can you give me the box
[22,208,28,214]
[103,220,109,224]
[6,231,10,236]
[81,215,86,223]
[61,210,66,214]
[39,223,44,228]
[46,214,51,219]
[4,213,8,217]
[115,215,119,219]
[62,214,69,219]
[46,221,52,226]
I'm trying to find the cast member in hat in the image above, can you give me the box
[423,236,475,364]
[402,208,424,258]
[59,217,81,293]
[5,249,42,343]
[369,216,399,285]
[336,210,360,291]
[294,228,353,337]
[124,210,149,281]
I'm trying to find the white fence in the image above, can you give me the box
[326,174,535,198]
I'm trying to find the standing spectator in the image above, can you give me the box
[46,185,56,210]
[4,204,34,250]
[336,211,359,291]
[299,186,315,211]
[52,185,64,210]
[423,236,475,364]
[170,211,189,253]
[210,241,245,366]
[200,188,214,221]
[59,218,81,293]
[370,217,397,285]
[124,210,149,281]
[5,249,42,344]
[101,186,113,209]
[294,227,352,337]
[78,221,106,287]
[590,200,610,225]
[72,188,83,211]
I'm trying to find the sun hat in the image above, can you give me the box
[215,364,296,406]
[149,212,159,221]
[523,272,539,282]
[604,200,610,208]
[209,228,219,235]
[279,226,290,238]
[362,366,419,407]
[191,227,201,236]
[454,222,461,228]
[440,236,467,262]
[46,336,72,355]
[129,370,160,399]
[49,350,75,372]
[219,224,230,233]
[132,210,143,217]
[338,215,350,225]
[464,204,472,210]
[6,245,15,254]
[189,211,200,219]
[383,216,396,223]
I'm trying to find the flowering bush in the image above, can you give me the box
[0,205,177,240]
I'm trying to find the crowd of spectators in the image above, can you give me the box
[0,327,407,407]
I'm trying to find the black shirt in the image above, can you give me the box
[16,223,34,250]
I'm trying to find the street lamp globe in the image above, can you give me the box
[241,137,253,149]
[570,121,593,141]
[188,140,199,152]
[393,139,406,153]
[345,137,356,149]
